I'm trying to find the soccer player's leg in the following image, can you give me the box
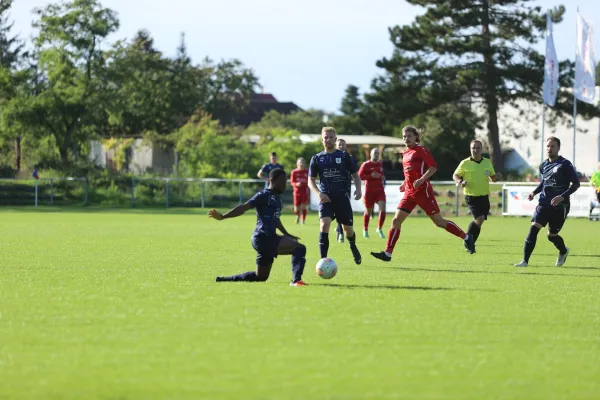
[336,197,362,265]
[370,201,412,262]
[548,205,570,267]
[515,206,547,267]
[215,236,275,282]
[375,196,387,238]
[466,196,489,245]
[363,192,373,238]
[318,201,334,259]
[422,193,474,253]
[277,235,308,285]
[293,195,301,224]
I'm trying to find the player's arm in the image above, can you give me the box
[358,163,369,181]
[276,218,299,241]
[559,163,581,198]
[489,161,498,182]
[351,172,362,200]
[208,203,253,221]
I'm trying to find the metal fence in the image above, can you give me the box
[0,177,593,218]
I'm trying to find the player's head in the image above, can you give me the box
[321,127,337,151]
[269,152,278,164]
[296,157,306,169]
[269,168,287,193]
[402,125,421,148]
[336,138,347,152]
[546,136,560,159]
[470,140,483,159]
[370,148,380,162]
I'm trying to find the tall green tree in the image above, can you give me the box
[366,0,597,174]
[5,0,119,170]
[0,0,27,173]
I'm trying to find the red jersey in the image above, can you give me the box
[290,168,309,192]
[358,160,385,192]
[402,145,438,194]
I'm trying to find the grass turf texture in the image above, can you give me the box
[1,209,599,399]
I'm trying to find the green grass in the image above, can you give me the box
[1,209,599,399]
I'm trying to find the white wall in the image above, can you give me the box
[475,88,600,176]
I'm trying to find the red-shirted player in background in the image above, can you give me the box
[358,148,387,239]
[371,126,475,262]
[290,157,310,224]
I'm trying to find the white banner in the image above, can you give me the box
[503,185,596,217]
[310,183,405,213]
[574,13,596,104]
[543,12,559,106]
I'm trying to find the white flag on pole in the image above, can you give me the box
[574,13,596,104]
[543,12,559,106]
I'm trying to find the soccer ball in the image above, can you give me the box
[316,257,338,279]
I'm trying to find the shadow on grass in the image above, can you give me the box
[0,206,209,215]
[382,266,600,279]
[313,283,496,292]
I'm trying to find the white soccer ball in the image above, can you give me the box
[316,257,338,279]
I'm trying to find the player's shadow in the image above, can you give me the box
[386,267,600,279]
[315,283,494,292]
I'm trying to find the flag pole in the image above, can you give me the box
[541,104,546,163]
[573,7,579,169]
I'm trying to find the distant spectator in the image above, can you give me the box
[257,152,284,189]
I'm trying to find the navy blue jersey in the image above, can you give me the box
[309,150,358,195]
[260,163,284,176]
[247,189,282,236]
[536,157,580,205]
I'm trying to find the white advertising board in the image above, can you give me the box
[503,185,596,217]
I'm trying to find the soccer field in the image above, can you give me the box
[1,209,599,399]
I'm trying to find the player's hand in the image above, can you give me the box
[354,190,362,201]
[527,193,535,201]
[551,195,564,206]
[371,172,381,179]
[207,209,224,220]
[460,180,467,188]
[413,178,424,189]
[319,193,330,203]
[399,181,406,192]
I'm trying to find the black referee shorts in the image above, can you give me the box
[465,195,490,219]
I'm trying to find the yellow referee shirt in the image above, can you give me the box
[454,157,496,196]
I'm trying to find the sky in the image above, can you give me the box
[9,0,600,113]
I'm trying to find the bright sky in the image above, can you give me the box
[10,0,600,113]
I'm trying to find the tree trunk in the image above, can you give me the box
[15,136,21,172]
[481,0,504,175]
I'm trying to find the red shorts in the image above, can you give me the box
[293,189,310,206]
[398,184,440,216]
[363,190,386,209]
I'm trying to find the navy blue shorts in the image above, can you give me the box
[532,203,570,234]
[318,193,354,226]
[251,234,282,267]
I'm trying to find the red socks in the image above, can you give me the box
[445,221,466,239]
[385,228,401,254]
[378,211,386,230]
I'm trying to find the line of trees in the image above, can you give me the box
[1,0,598,180]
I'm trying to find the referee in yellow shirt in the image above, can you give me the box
[453,140,498,251]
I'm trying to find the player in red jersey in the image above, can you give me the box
[290,157,310,224]
[371,126,475,262]
[358,148,387,239]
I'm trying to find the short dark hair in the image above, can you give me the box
[269,168,286,181]
[270,152,277,157]
[470,140,483,147]
[546,136,561,147]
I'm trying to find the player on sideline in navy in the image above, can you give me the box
[308,127,362,264]
[208,168,308,286]
[257,152,284,189]
[515,137,580,267]
[334,138,358,243]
